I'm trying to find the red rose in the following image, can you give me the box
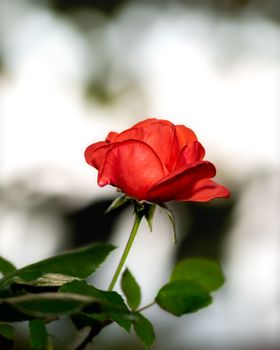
[85,118,230,203]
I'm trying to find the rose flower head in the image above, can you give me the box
[85,118,230,203]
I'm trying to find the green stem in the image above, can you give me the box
[108,213,143,291]
[137,301,156,312]
[47,337,53,350]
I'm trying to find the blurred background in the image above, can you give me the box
[0,0,279,349]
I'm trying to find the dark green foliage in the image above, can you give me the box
[0,323,15,350]
[0,257,16,277]
[4,292,95,318]
[29,319,48,349]
[0,323,15,340]
[0,242,224,348]
[0,302,33,322]
[60,280,132,332]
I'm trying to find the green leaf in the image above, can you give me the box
[0,243,115,290]
[0,257,16,277]
[156,280,212,316]
[121,269,141,311]
[106,195,129,213]
[108,312,131,333]
[59,279,99,296]
[29,319,48,349]
[132,312,155,347]
[144,204,156,232]
[0,323,15,340]
[2,292,96,318]
[170,258,224,292]
[60,280,132,332]
[59,280,126,309]
[18,243,115,281]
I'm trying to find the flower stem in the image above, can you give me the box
[47,337,53,350]
[108,212,143,291]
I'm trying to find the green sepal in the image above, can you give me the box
[144,204,156,232]
[106,195,129,213]
[159,204,177,243]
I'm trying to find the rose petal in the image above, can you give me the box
[175,125,197,150]
[114,121,174,171]
[169,125,197,170]
[84,141,109,169]
[98,140,166,200]
[146,161,216,203]
[106,131,118,143]
[177,179,231,202]
[132,118,173,129]
[176,141,205,168]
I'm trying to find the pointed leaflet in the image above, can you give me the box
[29,319,48,349]
[121,269,141,311]
[132,312,155,347]
[170,258,224,292]
[0,243,115,290]
[0,257,16,277]
[156,280,212,316]
[18,243,115,281]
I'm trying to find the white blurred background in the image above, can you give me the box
[0,0,279,349]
